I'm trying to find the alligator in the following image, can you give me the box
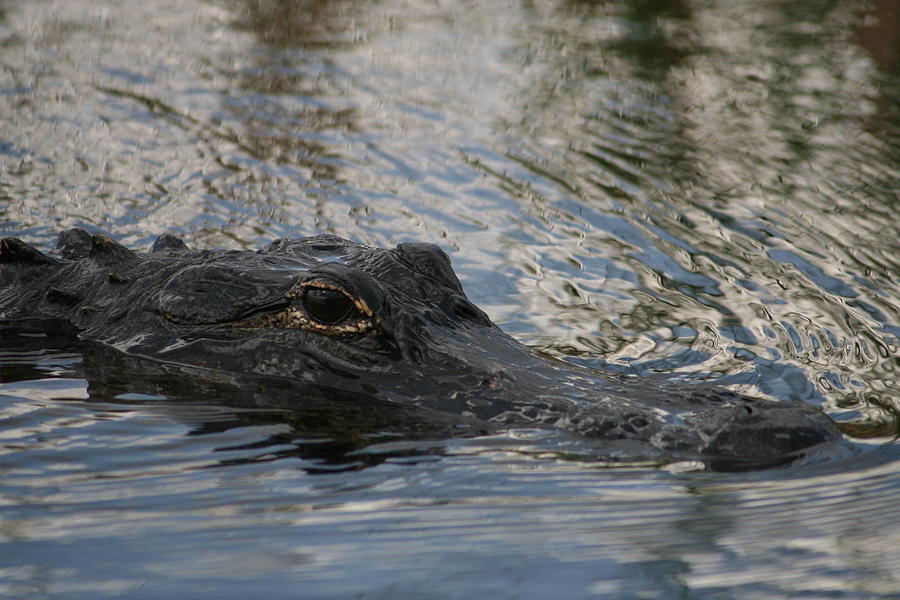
[0,229,843,469]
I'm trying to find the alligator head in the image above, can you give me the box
[0,229,843,469]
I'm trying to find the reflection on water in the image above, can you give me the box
[1,0,899,597]
[1,343,898,599]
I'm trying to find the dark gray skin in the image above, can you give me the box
[0,229,842,469]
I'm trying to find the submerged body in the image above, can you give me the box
[0,229,841,469]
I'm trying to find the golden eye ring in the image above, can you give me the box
[235,280,376,335]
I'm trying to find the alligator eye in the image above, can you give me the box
[235,280,374,334]
[303,287,362,325]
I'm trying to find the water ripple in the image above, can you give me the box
[1,0,899,597]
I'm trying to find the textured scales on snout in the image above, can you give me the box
[0,229,843,470]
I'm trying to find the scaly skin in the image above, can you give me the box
[0,229,843,469]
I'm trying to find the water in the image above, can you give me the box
[1,0,899,597]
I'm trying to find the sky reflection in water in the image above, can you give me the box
[1,0,899,598]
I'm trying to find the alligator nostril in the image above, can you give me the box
[629,415,650,429]
[618,413,651,434]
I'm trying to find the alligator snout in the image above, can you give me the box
[697,397,842,468]
[420,345,844,469]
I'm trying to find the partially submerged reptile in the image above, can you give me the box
[0,229,842,469]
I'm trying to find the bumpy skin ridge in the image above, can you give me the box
[0,229,843,469]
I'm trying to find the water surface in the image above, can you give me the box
[1,0,899,598]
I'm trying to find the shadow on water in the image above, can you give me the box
[0,330,484,474]
[2,328,899,599]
